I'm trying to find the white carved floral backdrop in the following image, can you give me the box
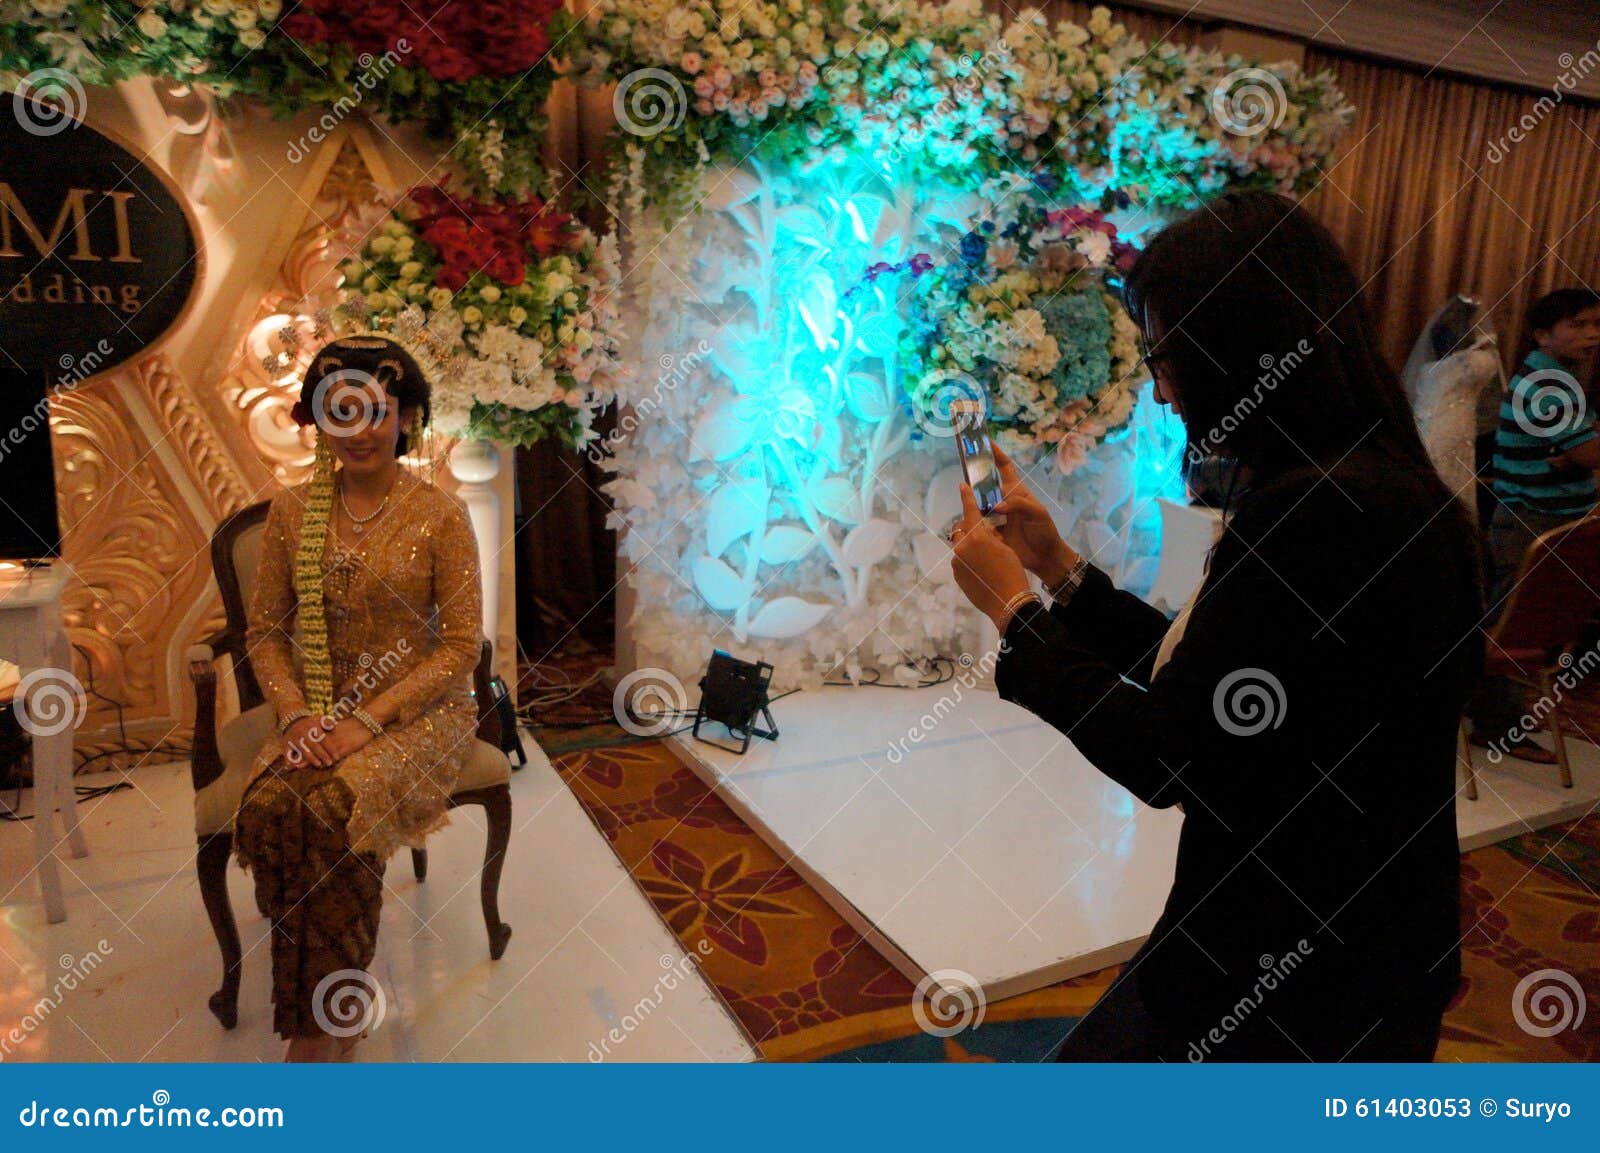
[604,158,1188,689]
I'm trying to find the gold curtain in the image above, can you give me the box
[1301,49,1600,370]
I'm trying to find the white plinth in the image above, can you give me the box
[670,684,1183,1001]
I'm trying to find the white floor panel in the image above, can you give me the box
[673,685,1600,1002]
[672,686,1185,1001]
[0,735,753,1063]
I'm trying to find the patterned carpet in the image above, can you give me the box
[548,734,1599,1062]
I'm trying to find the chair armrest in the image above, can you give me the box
[195,626,264,713]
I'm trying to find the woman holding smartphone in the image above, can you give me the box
[949,190,1482,1061]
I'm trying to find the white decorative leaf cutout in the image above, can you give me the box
[810,476,858,524]
[602,477,656,511]
[845,372,891,423]
[841,518,900,568]
[925,464,966,531]
[706,479,769,557]
[759,525,816,565]
[689,397,759,461]
[776,205,829,249]
[701,168,763,213]
[797,270,838,352]
[747,597,831,639]
[692,556,747,612]
[913,531,955,583]
[854,311,899,358]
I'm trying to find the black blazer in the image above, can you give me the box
[996,452,1481,1056]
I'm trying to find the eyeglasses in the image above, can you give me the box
[1136,334,1176,379]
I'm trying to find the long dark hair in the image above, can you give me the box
[1123,191,1440,497]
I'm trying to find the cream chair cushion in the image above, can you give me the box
[194,703,512,837]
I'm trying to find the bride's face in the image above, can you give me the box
[317,376,403,476]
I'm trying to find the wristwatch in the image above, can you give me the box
[1044,555,1091,607]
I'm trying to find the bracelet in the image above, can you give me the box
[1044,555,1091,607]
[350,706,385,737]
[275,708,311,735]
[996,590,1042,632]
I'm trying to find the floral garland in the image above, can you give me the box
[905,201,1145,474]
[293,434,337,717]
[571,1,1354,223]
[336,184,628,449]
[0,0,569,194]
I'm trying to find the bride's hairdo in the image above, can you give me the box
[298,335,433,457]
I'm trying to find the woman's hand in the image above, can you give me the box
[316,718,377,764]
[991,443,1081,586]
[283,716,375,768]
[951,483,1033,631]
[283,715,335,768]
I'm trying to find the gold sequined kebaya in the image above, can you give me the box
[240,469,483,861]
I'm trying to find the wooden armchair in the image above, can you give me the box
[187,500,513,1030]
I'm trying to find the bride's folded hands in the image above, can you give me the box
[991,443,1081,586]
[950,481,1033,631]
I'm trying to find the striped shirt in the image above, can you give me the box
[1491,350,1597,516]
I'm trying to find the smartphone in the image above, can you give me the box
[950,399,1004,522]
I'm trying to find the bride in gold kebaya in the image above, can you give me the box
[236,336,483,1061]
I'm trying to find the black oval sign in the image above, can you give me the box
[1,93,201,388]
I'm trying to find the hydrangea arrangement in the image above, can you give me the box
[336,185,628,449]
[905,202,1145,474]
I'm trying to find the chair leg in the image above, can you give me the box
[1542,672,1575,789]
[197,834,241,1030]
[479,785,513,959]
[1457,723,1477,801]
[411,848,429,882]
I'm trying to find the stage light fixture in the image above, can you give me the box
[694,650,779,755]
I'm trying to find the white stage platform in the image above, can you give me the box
[671,685,1184,1001]
[671,684,1600,1003]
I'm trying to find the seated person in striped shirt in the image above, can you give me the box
[1468,288,1600,762]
